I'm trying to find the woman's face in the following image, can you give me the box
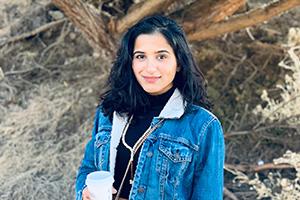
[132,32,178,95]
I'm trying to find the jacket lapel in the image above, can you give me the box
[110,112,128,176]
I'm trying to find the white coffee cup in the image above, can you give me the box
[86,171,114,200]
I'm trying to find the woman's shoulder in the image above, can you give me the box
[184,104,222,134]
[93,106,112,129]
[187,104,219,123]
[184,105,223,144]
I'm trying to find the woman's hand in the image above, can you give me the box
[82,187,117,200]
[112,187,117,194]
[82,187,90,200]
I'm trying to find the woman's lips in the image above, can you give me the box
[143,76,160,83]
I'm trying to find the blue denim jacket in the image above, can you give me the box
[76,89,225,200]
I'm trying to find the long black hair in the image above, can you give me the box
[101,15,211,118]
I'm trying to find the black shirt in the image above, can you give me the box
[113,87,175,198]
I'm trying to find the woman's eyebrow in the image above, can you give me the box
[133,50,144,55]
[133,49,170,55]
[156,50,170,54]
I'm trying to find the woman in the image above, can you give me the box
[76,15,225,200]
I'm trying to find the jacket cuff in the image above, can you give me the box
[76,184,87,200]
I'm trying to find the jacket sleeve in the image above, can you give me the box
[191,118,225,200]
[75,107,100,200]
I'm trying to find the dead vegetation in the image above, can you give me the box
[0,0,300,199]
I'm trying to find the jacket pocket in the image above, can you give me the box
[159,139,192,163]
[156,137,194,199]
[94,128,111,170]
[156,138,193,176]
[156,136,193,199]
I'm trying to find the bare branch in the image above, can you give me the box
[224,187,239,200]
[52,0,116,55]
[0,19,66,47]
[225,163,294,173]
[114,0,174,34]
[183,0,246,34]
[187,0,300,41]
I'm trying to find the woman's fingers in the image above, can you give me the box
[112,186,117,194]
[82,187,90,200]
[83,186,116,199]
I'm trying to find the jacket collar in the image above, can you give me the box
[158,88,186,119]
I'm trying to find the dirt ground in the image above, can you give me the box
[0,1,299,199]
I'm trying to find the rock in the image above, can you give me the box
[69,32,76,40]
[48,10,64,20]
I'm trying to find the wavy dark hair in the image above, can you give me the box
[101,15,211,118]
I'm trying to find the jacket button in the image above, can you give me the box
[138,187,145,193]
[146,151,153,157]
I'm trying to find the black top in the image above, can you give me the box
[113,87,175,198]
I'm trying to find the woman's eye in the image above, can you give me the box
[135,54,145,60]
[157,54,167,60]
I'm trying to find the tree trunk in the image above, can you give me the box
[51,0,300,55]
[52,0,116,55]
[187,0,300,41]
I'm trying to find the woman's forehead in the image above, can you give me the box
[133,33,173,52]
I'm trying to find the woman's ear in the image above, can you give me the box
[176,65,181,72]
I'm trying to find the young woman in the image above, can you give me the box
[76,15,225,200]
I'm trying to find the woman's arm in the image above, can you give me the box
[191,118,225,200]
[75,108,100,200]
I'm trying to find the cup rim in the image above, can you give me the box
[86,171,114,184]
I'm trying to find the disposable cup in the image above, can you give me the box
[86,171,114,200]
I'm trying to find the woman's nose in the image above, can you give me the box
[145,58,158,72]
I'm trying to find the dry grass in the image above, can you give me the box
[0,2,109,198]
[253,43,300,126]
[229,34,300,200]
[0,84,93,199]
[232,151,300,200]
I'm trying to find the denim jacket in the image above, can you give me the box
[76,89,225,200]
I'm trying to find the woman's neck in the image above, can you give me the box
[147,86,175,107]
